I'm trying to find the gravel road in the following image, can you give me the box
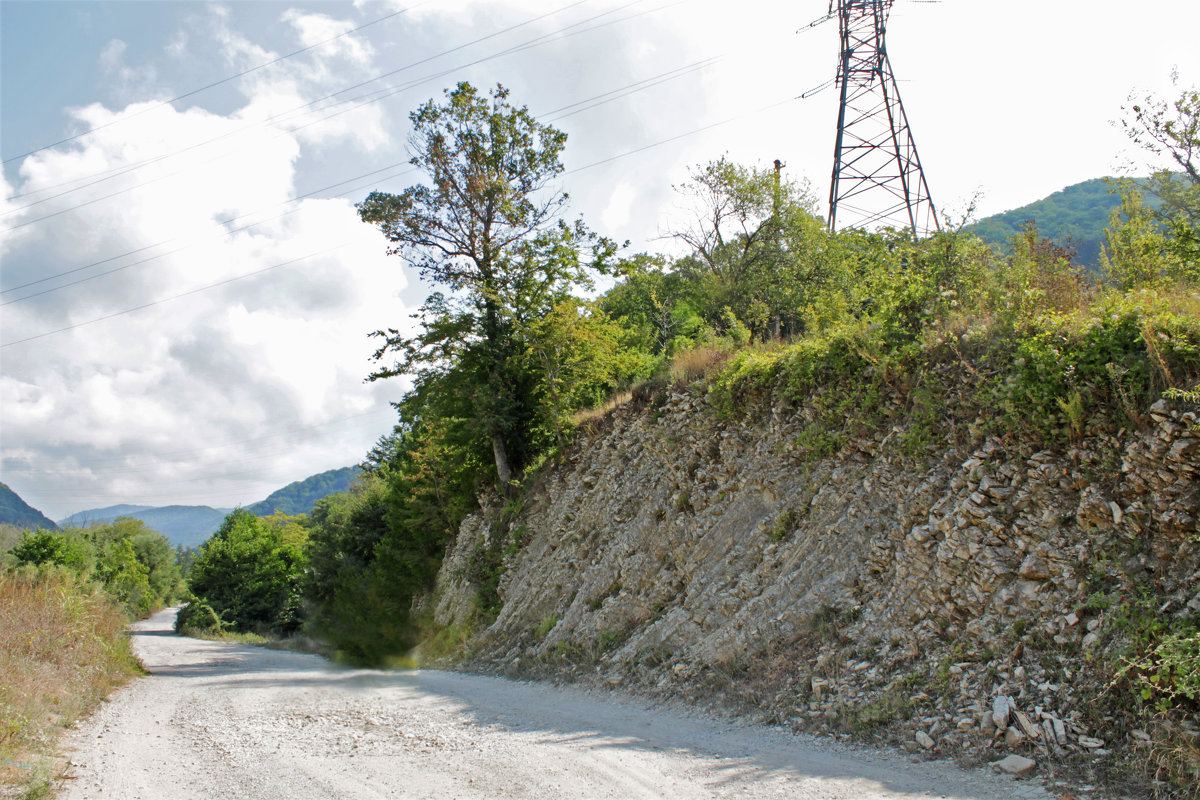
[59,608,1050,799]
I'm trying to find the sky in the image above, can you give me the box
[2,0,1197,520]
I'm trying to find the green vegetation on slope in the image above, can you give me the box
[245,466,360,517]
[965,177,1137,267]
[0,482,57,531]
[304,81,1197,660]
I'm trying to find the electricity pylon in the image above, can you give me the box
[827,0,939,237]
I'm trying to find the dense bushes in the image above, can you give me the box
[184,509,305,635]
[7,518,182,617]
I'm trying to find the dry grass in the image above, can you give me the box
[0,568,141,798]
[569,389,632,428]
[668,346,732,384]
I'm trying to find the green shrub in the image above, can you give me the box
[174,600,223,637]
[187,509,306,635]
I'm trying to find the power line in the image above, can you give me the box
[567,95,799,174]
[2,8,792,348]
[1,1,666,232]
[3,54,715,302]
[7,89,799,341]
[2,0,602,211]
[543,57,719,123]
[1,161,415,301]
[1,243,351,348]
[0,84,782,347]
[0,3,425,165]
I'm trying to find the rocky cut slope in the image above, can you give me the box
[425,378,1199,790]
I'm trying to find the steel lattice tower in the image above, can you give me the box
[827,0,938,237]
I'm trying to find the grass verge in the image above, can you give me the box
[0,567,142,799]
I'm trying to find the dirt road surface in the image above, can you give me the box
[59,609,1050,799]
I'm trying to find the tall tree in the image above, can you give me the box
[359,82,613,493]
[1123,85,1200,278]
[669,158,827,338]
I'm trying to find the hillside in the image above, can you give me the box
[0,482,57,531]
[245,466,360,516]
[966,177,1142,266]
[58,504,154,524]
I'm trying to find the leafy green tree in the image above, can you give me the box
[305,454,465,663]
[669,157,828,338]
[1101,184,1175,289]
[358,82,615,493]
[525,297,654,448]
[130,532,184,606]
[305,476,402,661]
[92,518,180,613]
[1123,86,1200,280]
[11,530,95,572]
[95,537,152,615]
[187,509,305,634]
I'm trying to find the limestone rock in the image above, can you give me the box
[992,695,1014,730]
[422,372,1200,796]
[1004,726,1025,747]
[993,754,1037,775]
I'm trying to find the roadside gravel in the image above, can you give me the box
[58,609,1050,799]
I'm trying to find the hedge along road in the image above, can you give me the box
[59,609,1049,800]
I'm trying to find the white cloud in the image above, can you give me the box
[600,180,634,231]
[98,39,159,100]
[1,29,410,518]
[283,10,376,67]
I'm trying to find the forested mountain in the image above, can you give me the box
[966,177,1147,267]
[245,466,360,516]
[0,482,57,530]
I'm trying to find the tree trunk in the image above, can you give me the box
[492,433,514,496]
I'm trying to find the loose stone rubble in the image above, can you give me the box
[421,387,1200,791]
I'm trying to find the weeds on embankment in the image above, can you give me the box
[0,568,141,799]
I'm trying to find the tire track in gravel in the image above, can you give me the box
[58,609,1050,799]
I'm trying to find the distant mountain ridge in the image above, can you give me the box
[56,466,361,548]
[60,504,155,522]
[0,482,57,530]
[58,505,232,548]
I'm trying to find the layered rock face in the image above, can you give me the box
[428,388,1198,761]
